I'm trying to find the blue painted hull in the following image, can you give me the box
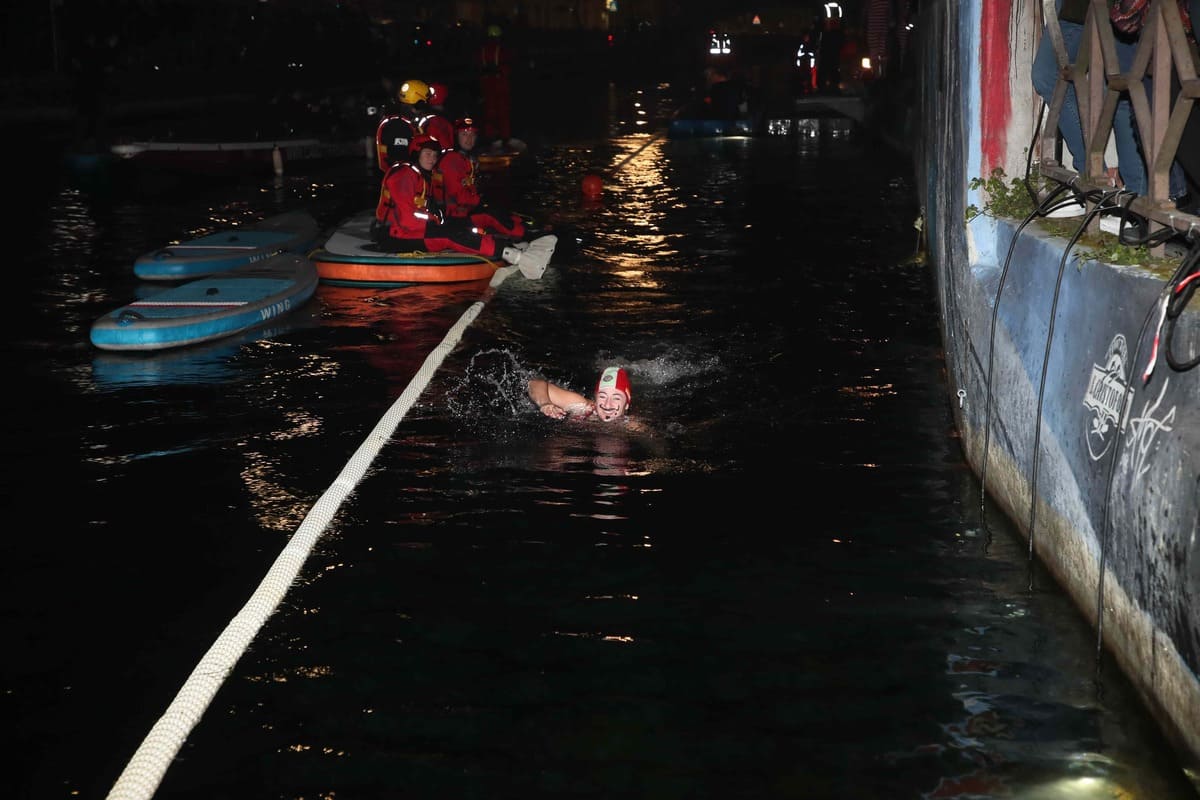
[133,210,320,281]
[667,118,755,139]
[91,253,319,351]
[915,0,1200,772]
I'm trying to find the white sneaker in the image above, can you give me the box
[1045,200,1086,218]
[1099,216,1121,236]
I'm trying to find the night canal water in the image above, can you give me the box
[3,81,1197,799]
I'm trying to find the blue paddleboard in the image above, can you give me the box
[90,253,319,351]
[133,210,320,281]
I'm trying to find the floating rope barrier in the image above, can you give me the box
[106,265,522,800]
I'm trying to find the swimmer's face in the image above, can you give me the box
[594,387,629,422]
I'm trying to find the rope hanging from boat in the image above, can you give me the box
[106,265,523,800]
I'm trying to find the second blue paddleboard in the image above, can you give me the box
[133,210,320,281]
[91,253,319,351]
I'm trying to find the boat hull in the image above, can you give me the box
[111,138,366,174]
[667,118,755,138]
[914,0,1200,775]
[309,211,501,287]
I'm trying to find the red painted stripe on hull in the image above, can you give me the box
[980,0,1014,172]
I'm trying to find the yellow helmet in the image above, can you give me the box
[397,79,430,106]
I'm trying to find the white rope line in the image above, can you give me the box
[106,264,520,800]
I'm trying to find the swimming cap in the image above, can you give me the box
[597,367,632,403]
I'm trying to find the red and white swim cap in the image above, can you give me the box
[597,367,632,403]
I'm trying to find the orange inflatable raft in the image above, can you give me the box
[309,210,502,287]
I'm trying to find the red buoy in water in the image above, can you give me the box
[581,174,603,198]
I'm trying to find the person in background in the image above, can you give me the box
[1031,0,1143,203]
[795,31,817,94]
[374,134,556,276]
[434,116,527,239]
[705,65,749,120]
[815,10,845,93]
[478,23,516,149]
[528,367,633,423]
[375,78,432,172]
[424,82,456,151]
[674,64,747,122]
[864,0,893,79]
[1109,0,1195,207]
[1181,0,1200,209]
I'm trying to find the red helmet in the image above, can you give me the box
[454,116,479,133]
[409,134,442,158]
[429,82,449,106]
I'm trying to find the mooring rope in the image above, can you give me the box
[106,265,522,800]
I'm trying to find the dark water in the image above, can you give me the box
[3,82,1197,800]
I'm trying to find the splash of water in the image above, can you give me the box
[443,347,537,419]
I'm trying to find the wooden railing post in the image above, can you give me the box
[1036,0,1199,252]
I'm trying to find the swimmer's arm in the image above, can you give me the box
[528,379,592,419]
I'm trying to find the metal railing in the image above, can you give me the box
[1039,0,1199,245]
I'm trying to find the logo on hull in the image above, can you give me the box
[1082,334,1129,461]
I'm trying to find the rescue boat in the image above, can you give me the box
[308,210,502,287]
[667,117,756,139]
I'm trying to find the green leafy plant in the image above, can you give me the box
[966,167,1040,221]
[965,167,1171,269]
[1075,237,1175,270]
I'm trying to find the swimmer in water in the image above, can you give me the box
[528,366,632,422]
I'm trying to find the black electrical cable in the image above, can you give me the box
[1025,190,1121,578]
[979,205,1046,526]
[980,98,1103,530]
[1162,239,1200,371]
[1105,201,1177,248]
[1105,191,1146,246]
